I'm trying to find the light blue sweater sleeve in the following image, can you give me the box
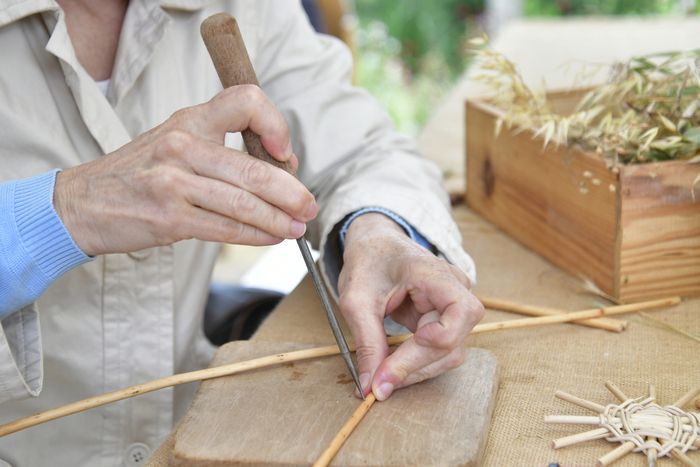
[0,170,91,318]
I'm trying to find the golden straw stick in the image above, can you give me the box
[545,414,694,430]
[0,345,340,437]
[670,450,699,467]
[546,415,603,424]
[555,390,606,413]
[674,386,700,409]
[0,296,681,437]
[551,427,609,449]
[604,381,628,402]
[379,297,679,347]
[597,442,636,467]
[466,296,680,334]
[478,296,627,332]
[313,393,377,467]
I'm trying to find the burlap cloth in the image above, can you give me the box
[147,205,698,466]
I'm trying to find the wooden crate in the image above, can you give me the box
[465,90,700,302]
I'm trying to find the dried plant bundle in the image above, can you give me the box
[470,38,700,166]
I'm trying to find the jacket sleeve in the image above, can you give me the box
[253,1,476,293]
[0,170,90,402]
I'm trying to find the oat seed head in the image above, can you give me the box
[471,44,700,165]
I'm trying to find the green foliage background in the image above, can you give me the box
[354,0,695,134]
[523,0,676,15]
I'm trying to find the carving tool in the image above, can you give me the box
[200,13,364,398]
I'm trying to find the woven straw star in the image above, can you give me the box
[546,382,699,466]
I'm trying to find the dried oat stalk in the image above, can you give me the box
[470,39,700,166]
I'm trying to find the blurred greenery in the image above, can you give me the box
[523,0,676,15]
[353,0,696,134]
[355,0,483,77]
[354,0,480,133]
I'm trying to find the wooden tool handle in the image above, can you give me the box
[200,13,294,173]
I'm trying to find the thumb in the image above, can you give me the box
[198,85,293,163]
[339,295,389,397]
[371,311,448,401]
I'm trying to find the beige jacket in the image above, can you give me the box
[0,0,475,465]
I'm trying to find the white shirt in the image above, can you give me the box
[95,79,110,96]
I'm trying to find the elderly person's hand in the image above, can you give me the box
[339,213,484,401]
[55,85,317,256]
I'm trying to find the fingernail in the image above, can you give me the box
[359,373,371,392]
[305,201,318,219]
[375,382,394,401]
[290,220,306,238]
[285,141,294,157]
[355,373,371,399]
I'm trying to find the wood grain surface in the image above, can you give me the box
[465,97,620,298]
[465,94,700,302]
[618,160,700,301]
[172,341,498,466]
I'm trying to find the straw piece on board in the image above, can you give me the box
[313,393,377,467]
[0,296,680,437]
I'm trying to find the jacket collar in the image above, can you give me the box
[0,0,211,28]
[0,0,56,28]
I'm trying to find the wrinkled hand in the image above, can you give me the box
[338,213,484,401]
[55,85,317,256]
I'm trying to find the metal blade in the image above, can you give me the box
[295,237,364,399]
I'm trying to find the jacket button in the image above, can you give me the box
[124,443,151,466]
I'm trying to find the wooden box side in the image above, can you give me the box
[618,161,700,301]
[465,98,621,297]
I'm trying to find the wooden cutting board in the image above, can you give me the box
[172,341,498,466]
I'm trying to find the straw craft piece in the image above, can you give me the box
[546,382,700,466]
